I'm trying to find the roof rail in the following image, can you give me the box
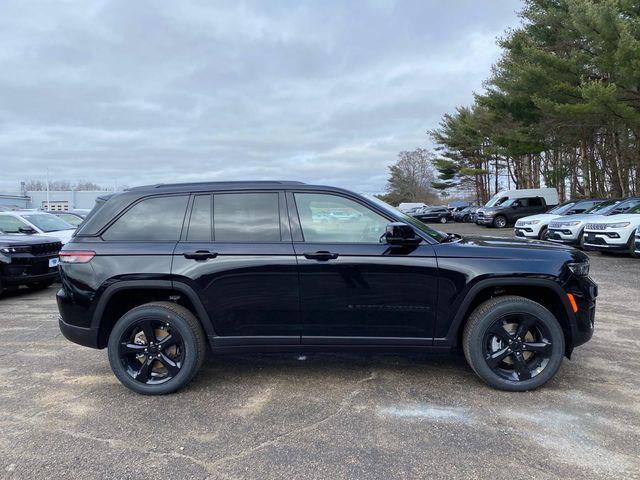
[127,180,306,191]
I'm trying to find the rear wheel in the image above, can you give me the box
[108,301,206,395]
[463,295,565,391]
[440,216,447,224]
[463,214,470,223]
[493,216,507,228]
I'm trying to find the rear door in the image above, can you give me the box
[171,191,300,344]
[289,190,438,343]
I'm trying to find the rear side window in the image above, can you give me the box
[103,196,189,241]
[213,193,280,242]
[529,197,544,207]
[187,195,212,241]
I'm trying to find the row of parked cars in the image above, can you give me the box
[0,209,87,295]
[515,197,640,257]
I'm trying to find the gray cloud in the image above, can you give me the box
[0,0,521,193]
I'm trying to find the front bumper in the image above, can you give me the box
[582,231,628,251]
[566,275,598,348]
[2,270,58,286]
[514,227,538,238]
[1,252,60,286]
[476,216,494,225]
[547,228,581,244]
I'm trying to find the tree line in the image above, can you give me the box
[384,0,640,205]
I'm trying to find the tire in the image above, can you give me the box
[492,216,507,228]
[440,216,447,224]
[462,295,565,392]
[538,226,548,240]
[463,215,470,223]
[27,280,54,291]
[576,230,585,250]
[107,301,206,395]
[627,229,639,258]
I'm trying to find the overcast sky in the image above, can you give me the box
[0,0,521,194]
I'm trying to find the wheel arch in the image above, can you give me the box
[92,280,214,349]
[442,278,576,356]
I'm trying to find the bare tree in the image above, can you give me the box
[382,148,441,205]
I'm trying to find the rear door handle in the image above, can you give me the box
[183,250,218,261]
[303,251,339,261]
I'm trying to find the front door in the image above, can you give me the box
[171,191,300,344]
[289,191,438,343]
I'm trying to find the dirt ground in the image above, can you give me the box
[1,223,639,479]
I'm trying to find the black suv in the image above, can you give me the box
[476,196,551,228]
[57,182,597,395]
[0,234,61,295]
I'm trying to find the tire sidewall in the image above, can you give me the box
[107,305,200,395]
[466,299,565,391]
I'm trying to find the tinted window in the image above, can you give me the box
[295,193,389,243]
[529,197,544,207]
[103,196,188,241]
[22,214,74,232]
[0,215,27,233]
[187,195,212,241]
[214,193,280,242]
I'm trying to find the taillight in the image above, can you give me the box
[59,251,95,264]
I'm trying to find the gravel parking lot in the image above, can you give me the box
[1,223,639,480]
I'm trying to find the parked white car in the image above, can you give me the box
[0,211,76,244]
[547,198,640,247]
[514,199,604,240]
[583,204,640,257]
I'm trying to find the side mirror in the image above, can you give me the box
[18,226,36,234]
[384,222,421,246]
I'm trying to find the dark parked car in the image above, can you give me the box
[476,196,551,228]
[412,206,452,224]
[453,206,479,223]
[57,181,596,395]
[0,234,61,295]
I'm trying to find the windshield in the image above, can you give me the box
[366,195,447,242]
[585,200,620,215]
[22,214,74,232]
[56,213,84,226]
[628,205,640,214]
[548,201,577,215]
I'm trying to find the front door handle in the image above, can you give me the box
[303,251,339,261]
[183,250,218,261]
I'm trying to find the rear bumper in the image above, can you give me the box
[58,315,100,349]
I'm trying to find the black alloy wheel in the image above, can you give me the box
[482,313,552,382]
[118,319,185,385]
[463,295,564,391]
[108,302,206,395]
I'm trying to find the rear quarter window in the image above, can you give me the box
[102,195,189,241]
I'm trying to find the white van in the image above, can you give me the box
[485,188,559,208]
[397,202,427,213]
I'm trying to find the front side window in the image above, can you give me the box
[103,196,188,241]
[294,193,389,243]
[0,215,28,233]
[213,193,280,242]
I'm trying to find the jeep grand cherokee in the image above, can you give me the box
[57,181,597,395]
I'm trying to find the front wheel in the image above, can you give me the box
[462,295,565,391]
[538,226,549,240]
[492,216,507,228]
[107,302,206,395]
[627,229,639,258]
[440,216,447,224]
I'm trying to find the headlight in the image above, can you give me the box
[0,246,31,253]
[551,221,581,228]
[568,262,589,276]
[606,222,630,229]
